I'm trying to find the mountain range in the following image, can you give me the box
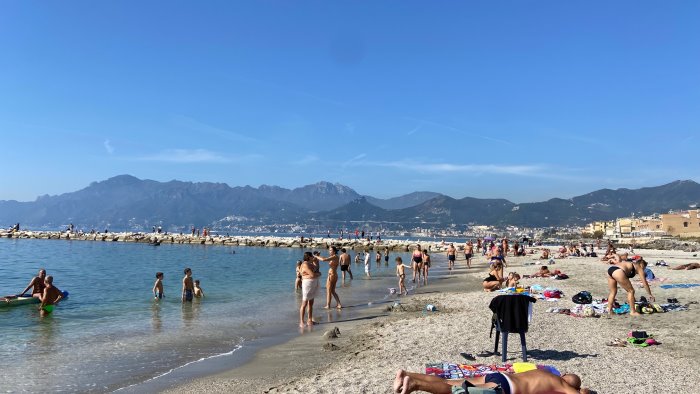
[1,175,699,230]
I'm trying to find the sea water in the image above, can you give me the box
[0,238,434,392]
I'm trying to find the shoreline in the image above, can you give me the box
[162,249,700,393]
[141,255,481,393]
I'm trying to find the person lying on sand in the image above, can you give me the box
[539,249,550,259]
[671,263,700,270]
[393,368,590,394]
[524,266,551,278]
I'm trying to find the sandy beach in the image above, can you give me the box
[163,248,700,394]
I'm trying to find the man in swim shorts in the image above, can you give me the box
[393,368,589,394]
[446,243,456,271]
[339,248,353,281]
[464,241,474,269]
[39,276,63,316]
[182,268,194,302]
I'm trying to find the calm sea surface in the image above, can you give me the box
[0,238,434,392]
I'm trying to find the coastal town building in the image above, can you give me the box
[587,209,700,239]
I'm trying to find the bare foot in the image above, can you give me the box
[393,370,407,394]
[299,322,305,328]
[323,305,330,309]
[336,305,343,309]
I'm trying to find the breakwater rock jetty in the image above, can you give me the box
[0,230,450,252]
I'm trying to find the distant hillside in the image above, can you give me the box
[365,191,443,210]
[259,181,361,211]
[0,176,698,230]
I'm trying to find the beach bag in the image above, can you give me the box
[572,291,592,304]
[544,290,562,299]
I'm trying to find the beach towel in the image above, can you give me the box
[425,362,560,379]
[659,284,700,289]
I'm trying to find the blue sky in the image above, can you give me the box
[1,1,698,203]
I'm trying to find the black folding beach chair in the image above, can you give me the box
[489,294,536,363]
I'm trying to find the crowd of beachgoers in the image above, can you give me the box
[5,225,700,393]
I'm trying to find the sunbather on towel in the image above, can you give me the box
[671,263,700,270]
[393,368,590,394]
[525,266,551,278]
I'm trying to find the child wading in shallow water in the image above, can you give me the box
[194,279,205,298]
[153,272,164,299]
[395,257,409,295]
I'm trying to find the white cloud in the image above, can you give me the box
[104,139,115,154]
[407,124,422,136]
[293,155,319,165]
[342,153,367,167]
[135,149,233,163]
[351,160,546,176]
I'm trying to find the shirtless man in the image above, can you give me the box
[339,248,353,281]
[446,243,456,271]
[395,257,408,296]
[393,368,589,394]
[464,241,474,269]
[316,246,342,309]
[20,269,47,299]
[39,276,63,317]
[182,268,194,302]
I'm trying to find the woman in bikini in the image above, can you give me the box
[411,245,423,284]
[482,261,504,292]
[294,260,303,290]
[607,256,654,316]
[316,246,342,309]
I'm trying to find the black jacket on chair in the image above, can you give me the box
[489,294,537,333]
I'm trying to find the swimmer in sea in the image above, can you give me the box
[182,268,194,302]
[153,272,164,299]
[39,276,63,316]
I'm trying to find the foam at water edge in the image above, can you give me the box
[115,341,244,392]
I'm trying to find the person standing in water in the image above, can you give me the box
[411,245,423,284]
[153,272,164,299]
[39,276,63,317]
[395,257,408,296]
[384,247,390,265]
[422,249,431,285]
[182,268,194,302]
[339,248,353,281]
[364,250,372,278]
[464,241,474,269]
[299,251,321,327]
[446,243,456,271]
[315,246,342,309]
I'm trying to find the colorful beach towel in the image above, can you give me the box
[425,362,560,379]
[659,284,700,289]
